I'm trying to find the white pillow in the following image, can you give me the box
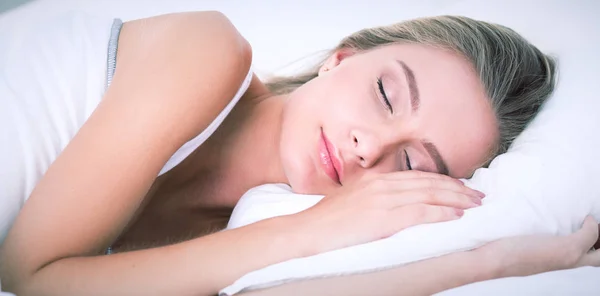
[220,0,600,295]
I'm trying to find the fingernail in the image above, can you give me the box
[476,190,486,198]
[456,179,465,185]
[470,197,482,206]
[455,208,465,217]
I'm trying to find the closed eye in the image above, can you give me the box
[377,77,393,114]
[404,150,412,170]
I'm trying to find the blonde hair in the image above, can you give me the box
[267,16,557,159]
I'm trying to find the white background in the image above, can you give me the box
[3,0,597,78]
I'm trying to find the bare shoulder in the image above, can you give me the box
[113,11,253,140]
[120,11,251,59]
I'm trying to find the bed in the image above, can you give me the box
[1,0,599,295]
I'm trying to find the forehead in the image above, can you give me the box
[363,44,499,177]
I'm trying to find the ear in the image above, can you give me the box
[318,48,356,76]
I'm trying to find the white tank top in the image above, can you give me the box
[0,13,253,242]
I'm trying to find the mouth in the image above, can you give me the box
[318,128,343,185]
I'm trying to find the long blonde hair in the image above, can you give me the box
[267,16,557,159]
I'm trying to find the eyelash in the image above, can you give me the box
[377,77,393,114]
[404,150,412,171]
[377,77,409,170]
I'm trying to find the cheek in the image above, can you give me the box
[276,73,375,194]
[319,77,378,131]
[461,113,499,166]
[439,118,498,177]
[277,94,325,194]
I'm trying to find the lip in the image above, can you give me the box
[318,128,344,185]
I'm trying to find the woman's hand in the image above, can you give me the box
[292,171,485,255]
[480,216,600,279]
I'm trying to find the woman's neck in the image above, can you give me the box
[167,80,290,209]
[228,93,289,186]
[209,93,289,207]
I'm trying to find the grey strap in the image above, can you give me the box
[106,18,123,89]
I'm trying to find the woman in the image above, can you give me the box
[0,10,597,295]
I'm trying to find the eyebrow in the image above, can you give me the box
[397,60,420,112]
[422,141,450,176]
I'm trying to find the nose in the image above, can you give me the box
[351,131,387,168]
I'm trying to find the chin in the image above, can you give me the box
[292,184,328,195]
[286,171,317,194]
[283,163,324,195]
[288,172,334,196]
[279,121,331,195]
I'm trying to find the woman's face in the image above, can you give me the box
[279,43,498,195]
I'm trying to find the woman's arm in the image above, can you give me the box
[0,12,492,296]
[241,246,496,296]
[240,217,600,296]
[0,11,261,296]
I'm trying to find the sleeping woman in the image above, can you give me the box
[1,11,598,295]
